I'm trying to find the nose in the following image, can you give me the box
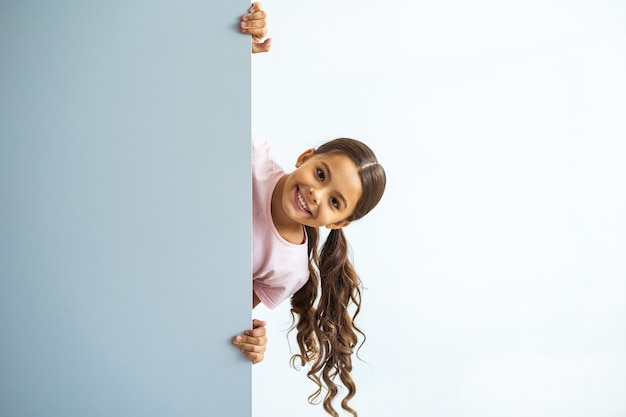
[309,188,318,204]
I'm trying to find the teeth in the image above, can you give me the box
[297,190,309,212]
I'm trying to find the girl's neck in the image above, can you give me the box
[271,175,306,244]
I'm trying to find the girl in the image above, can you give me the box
[234,4,387,417]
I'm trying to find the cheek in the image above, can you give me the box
[345,199,361,221]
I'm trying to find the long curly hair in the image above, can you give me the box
[290,138,386,417]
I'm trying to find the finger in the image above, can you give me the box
[241,10,267,22]
[239,345,266,355]
[247,328,266,337]
[241,19,266,29]
[240,340,266,354]
[246,328,266,338]
[252,319,267,328]
[252,38,271,54]
[250,2,263,13]
[246,351,264,364]
[232,335,245,347]
[233,334,266,350]
[247,27,268,39]
[241,333,267,347]
[246,324,266,335]
[240,23,267,37]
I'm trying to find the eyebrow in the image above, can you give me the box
[321,161,348,209]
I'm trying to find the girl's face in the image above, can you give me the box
[281,150,363,229]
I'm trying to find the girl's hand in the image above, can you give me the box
[232,319,267,364]
[240,2,271,53]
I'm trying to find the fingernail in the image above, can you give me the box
[235,336,242,343]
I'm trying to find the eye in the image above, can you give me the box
[330,197,339,209]
[316,168,325,181]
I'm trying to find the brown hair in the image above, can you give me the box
[290,138,386,417]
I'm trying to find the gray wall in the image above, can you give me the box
[0,2,251,416]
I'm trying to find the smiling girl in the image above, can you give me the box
[233,4,386,417]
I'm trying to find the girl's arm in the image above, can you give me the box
[253,291,261,308]
[240,2,271,53]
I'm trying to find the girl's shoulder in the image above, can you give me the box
[252,133,273,165]
[252,132,269,150]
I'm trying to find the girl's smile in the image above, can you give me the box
[295,187,311,214]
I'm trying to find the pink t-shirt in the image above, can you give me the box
[252,136,309,309]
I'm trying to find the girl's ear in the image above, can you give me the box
[325,220,351,230]
[295,148,315,168]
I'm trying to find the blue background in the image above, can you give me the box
[0,1,251,416]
